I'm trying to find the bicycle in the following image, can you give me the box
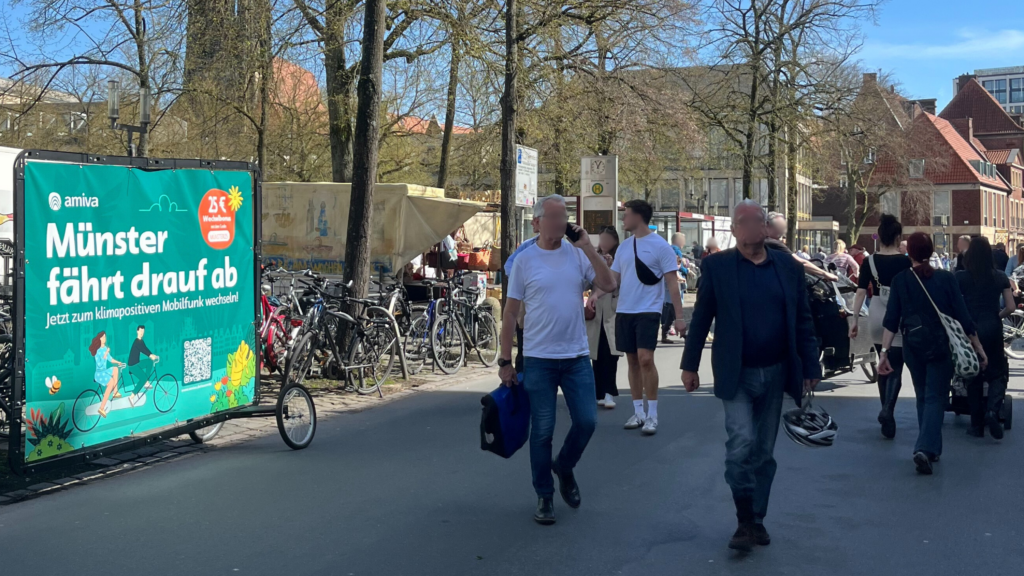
[283,274,398,396]
[429,273,499,375]
[72,358,180,433]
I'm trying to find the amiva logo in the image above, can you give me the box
[48,192,99,211]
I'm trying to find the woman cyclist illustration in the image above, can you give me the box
[89,331,125,418]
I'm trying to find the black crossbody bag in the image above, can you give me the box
[633,237,662,286]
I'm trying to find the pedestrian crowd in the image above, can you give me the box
[495,196,1014,553]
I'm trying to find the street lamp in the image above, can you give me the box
[107,80,151,157]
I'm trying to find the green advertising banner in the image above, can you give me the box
[22,162,257,463]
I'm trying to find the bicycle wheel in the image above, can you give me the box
[189,422,224,444]
[72,389,101,432]
[346,323,398,395]
[431,314,465,375]
[283,331,317,386]
[402,310,429,375]
[473,311,500,366]
[153,374,179,413]
[276,383,316,449]
[1004,314,1024,359]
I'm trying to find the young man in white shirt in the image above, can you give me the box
[592,199,685,435]
[498,195,618,525]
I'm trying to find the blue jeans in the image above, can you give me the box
[904,346,953,457]
[523,355,597,498]
[722,363,785,523]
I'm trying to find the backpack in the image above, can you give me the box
[480,375,531,459]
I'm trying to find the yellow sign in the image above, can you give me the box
[592,183,604,195]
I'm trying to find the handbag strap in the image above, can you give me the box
[910,268,943,319]
[869,254,881,286]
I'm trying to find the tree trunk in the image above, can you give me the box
[343,0,386,300]
[786,134,798,250]
[436,45,461,190]
[499,0,518,305]
[255,0,272,173]
[843,176,860,245]
[766,120,777,210]
[325,5,355,183]
[134,0,149,157]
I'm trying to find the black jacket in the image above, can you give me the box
[682,247,821,404]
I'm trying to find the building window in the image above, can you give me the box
[865,148,876,164]
[1013,78,1024,103]
[709,179,729,216]
[881,191,900,218]
[909,159,925,179]
[839,174,848,189]
[984,79,1008,104]
[932,190,951,226]
[733,178,743,208]
[1002,195,1007,228]
[757,179,769,207]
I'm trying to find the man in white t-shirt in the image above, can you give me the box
[593,199,684,436]
[498,195,617,526]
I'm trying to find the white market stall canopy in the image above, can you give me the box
[261,182,484,275]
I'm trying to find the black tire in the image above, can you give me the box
[474,311,500,367]
[152,374,179,413]
[402,311,429,375]
[73,388,101,432]
[283,331,317,387]
[1003,395,1013,430]
[346,323,398,395]
[276,383,316,449]
[431,314,465,375]
[189,422,224,443]
[862,362,878,383]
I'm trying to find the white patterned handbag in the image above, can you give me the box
[911,272,980,379]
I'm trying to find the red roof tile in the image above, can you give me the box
[939,79,1024,136]
[986,148,1020,165]
[918,113,1010,190]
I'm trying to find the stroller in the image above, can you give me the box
[805,271,878,382]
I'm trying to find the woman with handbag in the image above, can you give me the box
[586,227,622,408]
[956,237,1014,439]
[879,232,988,475]
[848,214,910,439]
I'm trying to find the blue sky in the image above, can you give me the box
[860,1,1024,109]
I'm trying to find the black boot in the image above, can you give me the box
[552,459,581,509]
[729,523,755,552]
[986,411,1005,440]
[534,497,555,525]
[878,374,900,439]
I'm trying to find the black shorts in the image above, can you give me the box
[615,313,661,353]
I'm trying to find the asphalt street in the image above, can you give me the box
[2,342,1023,576]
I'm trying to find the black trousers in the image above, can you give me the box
[874,344,904,412]
[593,326,619,398]
[968,376,1007,430]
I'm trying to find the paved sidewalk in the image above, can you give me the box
[0,363,495,505]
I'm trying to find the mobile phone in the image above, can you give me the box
[565,223,580,243]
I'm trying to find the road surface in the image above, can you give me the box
[1,343,1022,575]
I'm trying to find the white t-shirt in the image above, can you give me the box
[611,233,679,314]
[508,241,595,359]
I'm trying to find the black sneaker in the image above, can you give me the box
[878,409,896,439]
[751,523,771,546]
[728,523,755,552]
[534,497,555,525]
[552,460,581,509]
[913,451,933,475]
[986,411,1005,440]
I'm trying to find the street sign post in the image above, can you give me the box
[515,146,538,208]
[580,156,618,243]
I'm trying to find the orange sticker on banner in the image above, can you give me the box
[199,188,236,249]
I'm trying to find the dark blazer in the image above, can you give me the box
[681,247,821,404]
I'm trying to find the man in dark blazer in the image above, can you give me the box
[681,200,821,552]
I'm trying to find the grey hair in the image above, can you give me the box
[767,211,785,225]
[534,194,567,218]
[733,199,767,222]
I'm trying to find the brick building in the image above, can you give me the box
[817,76,1022,252]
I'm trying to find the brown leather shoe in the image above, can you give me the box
[729,523,755,552]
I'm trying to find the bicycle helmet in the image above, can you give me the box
[783,392,838,447]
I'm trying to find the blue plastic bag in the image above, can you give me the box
[480,374,531,459]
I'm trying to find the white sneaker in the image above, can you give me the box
[624,414,645,429]
[604,397,616,409]
[642,417,658,435]
[598,398,606,407]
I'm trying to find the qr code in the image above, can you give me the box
[184,338,212,384]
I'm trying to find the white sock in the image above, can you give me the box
[605,393,615,403]
[648,400,658,421]
[633,400,645,417]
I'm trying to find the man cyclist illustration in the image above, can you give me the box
[128,325,159,402]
